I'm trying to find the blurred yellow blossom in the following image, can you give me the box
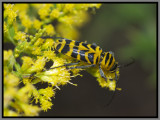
[40,97,53,112]
[4,22,8,33]
[41,38,54,49]
[4,50,13,61]
[26,56,46,73]
[21,56,34,72]
[19,12,32,30]
[34,38,44,46]
[38,4,52,19]
[33,19,42,30]
[13,4,29,12]
[50,9,60,19]
[64,4,75,12]
[3,3,103,116]
[44,24,56,36]
[4,4,17,24]
[43,50,56,60]
[14,31,26,41]
[39,87,55,100]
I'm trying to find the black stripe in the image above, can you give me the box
[101,53,104,58]
[105,53,110,65]
[61,45,70,54]
[55,44,62,51]
[110,63,117,72]
[90,44,96,50]
[79,50,88,63]
[58,39,63,42]
[108,56,113,67]
[65,40,72,45]
[71,46,78,58]
[82,43,89,49]
[96,57,99,64]
[75,41,81,46]
[88,53,94,64]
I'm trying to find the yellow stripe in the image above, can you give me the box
[78,42,89,50]
[107,57,115,70]
[85,52,91,64]
[69,40,75,47]
[101,54,106,67]
[87,44,95,52]
[105,53,111,68]
[93,54,96,64]
[94,46,102,64]
[58,40,66,52]
[66,40,75,56]
[77,42,82,60]
[77,52,80,60]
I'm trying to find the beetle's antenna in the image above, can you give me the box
[40,36,64,39]
[118,57,135,68]
[104,91,116,107]
[25,33,64,40]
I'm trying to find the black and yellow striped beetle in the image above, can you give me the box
[52,38,119,82]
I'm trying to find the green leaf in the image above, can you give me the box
[9,25,15,39]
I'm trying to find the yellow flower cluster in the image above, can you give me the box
[87,65,120,91]
[4,4,17,25]
[4,50,41,116]
[3,3,121,117]
[5,3,102,39]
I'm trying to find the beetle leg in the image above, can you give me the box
[69,64,96,69]
[99,65,107,81]
[115,71,120,83]
[115,72,117,82]
[43,62,80,71]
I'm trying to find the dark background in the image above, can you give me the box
[39,3,157,117]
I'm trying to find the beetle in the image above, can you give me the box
[52,38,119,82]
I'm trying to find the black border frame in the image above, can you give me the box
[2,1,158,118]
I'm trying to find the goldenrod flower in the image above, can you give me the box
[37,67,71,86]
[33,19,42,30]
[59,16,74,26]
[57,23,79,39]
[20,104,41,116]
[38,4,52,19]
[64,4,75,12]
[21,56,34,72]
[39,87,55,100]
[26,56,46,73]
[43,50,56,60]
[14,31,26,42]
[44,24,56,36]
[3,3,102,115]
[4,110,19,116]
[40,97,53,112]
[4,22,8,33]
[4,50,13,61]
[51,57,67,68]
[34,38,44,46]
[50,9,60,19]
[31,46,42,55]
[41,38,54,49]
[4,4,17,24]
[19,12,32,30]
[13,4,29,12]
